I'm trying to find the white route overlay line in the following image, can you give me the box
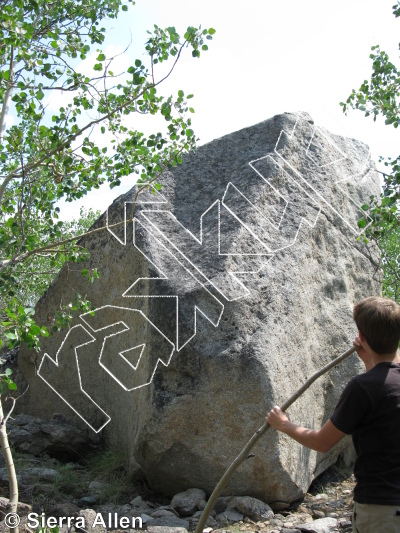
[46,118,377,433]
[122,217,225,351]
[106,189,169,246]
[80,305,175,391]
[273,117,373,235]
[222,178,321,254]
[37,324,111,433]
[138,199,272,303]
[306,127,347,169]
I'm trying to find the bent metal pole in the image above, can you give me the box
[194,345,358,533]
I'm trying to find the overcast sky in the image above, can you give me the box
[56,0,400,220]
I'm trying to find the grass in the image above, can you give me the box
[82,448,135,504]
[2,446,145,513]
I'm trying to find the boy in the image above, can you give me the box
[266,296,400,533]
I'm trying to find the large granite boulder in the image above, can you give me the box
[18,112,380,503]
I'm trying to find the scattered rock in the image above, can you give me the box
[190,510,218,528]
[79,496,99,506]
[170,488,206,517]
[130,496,144,507]
[147,527,188,533]
[140,513,154,525]
[0,497,31,518]
[23,467,59,483]
[78,509,106,533]
[7,413,99,461]
[216,508,244,524]
[270,501,291,512]
[214,496,232,514]
[298,516,338,532]
[146,516,190,529]
[88,481,106,494]
[229,495,274,521]
[150,510,178,519]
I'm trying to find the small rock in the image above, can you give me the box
[197,499,206,511]
[312,510,325,519]
[147,516,190,529]
[214,496,232,514]
[88,481,106,494]
[216,509,244,524]
[270,501,291,511]
[170,488,206,517]
[115,504,132,514]
[154,505,179,517]
[283,521,296,528]
[147,527,188,533]
[229,496,274,521]
[313,494,329,501]
[298,517,338,533]
[140,513,154,525]
[0,497,31,517]
[78,509,107,533]
[79,496,99,506]
[190,510,218,528]
[150,510,178,519]
[130,496,144,507]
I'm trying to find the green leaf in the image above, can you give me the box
[96,53,105,61]
[208,28,216,35]
[81,269,89,276]
[93,63,103,71]
[30,325,41,336]
[37,90,44,101]
[357,218,367,229]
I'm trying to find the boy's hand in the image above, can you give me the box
[353,335,374,371]
[266,406,290,431]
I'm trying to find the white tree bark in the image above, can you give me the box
[0,397,19,533]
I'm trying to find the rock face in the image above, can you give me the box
[18,112,380,502]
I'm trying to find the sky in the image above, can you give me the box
[52,0,400,220]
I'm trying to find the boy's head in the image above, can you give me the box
[353,296,400,355]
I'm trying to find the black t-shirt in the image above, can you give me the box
[330,362,400,505]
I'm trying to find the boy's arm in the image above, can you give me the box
[266,406,346,453]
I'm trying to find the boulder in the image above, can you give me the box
[18,112,380,502]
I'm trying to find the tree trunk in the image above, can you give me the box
[0,398,19,533]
